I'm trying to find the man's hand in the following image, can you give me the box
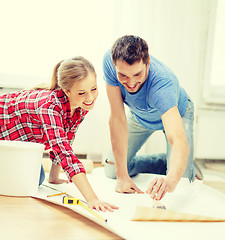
[146,175,178,200]
[115,176,144,193]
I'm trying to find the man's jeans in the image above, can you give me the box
[104,98,195,182]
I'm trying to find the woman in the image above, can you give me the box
[0,56,118,212]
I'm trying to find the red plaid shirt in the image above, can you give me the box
[0,89,88,181]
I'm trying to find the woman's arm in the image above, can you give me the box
[48,163,69,184]
[71,173,118,211]
[40,103,118,211]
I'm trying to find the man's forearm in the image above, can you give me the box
[167,138,189,183]
[109,117,129,178]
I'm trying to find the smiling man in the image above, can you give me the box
[103,35,202,200]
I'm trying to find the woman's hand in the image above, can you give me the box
[71,173,118,212]
[48,178,69,184]
[87,199,119,212]
[49,163,69,184]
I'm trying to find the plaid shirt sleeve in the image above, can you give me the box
[39,102,86,182]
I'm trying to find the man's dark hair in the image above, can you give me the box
[111,35,149,65]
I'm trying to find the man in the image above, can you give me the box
[103,35,202,200]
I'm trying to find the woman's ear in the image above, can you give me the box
[62,88,70,97]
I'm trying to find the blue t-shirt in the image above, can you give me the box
[103,50,188,130]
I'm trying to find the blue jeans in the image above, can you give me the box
[39,164,45,186]
[104,99,195,182]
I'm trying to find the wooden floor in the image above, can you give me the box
[0,195,122,240]
[0,158,122,240]
[1,158,225,240]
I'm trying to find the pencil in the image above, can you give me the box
[47,192,67,197]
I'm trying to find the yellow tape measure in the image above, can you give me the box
[63,196,80,205]
[62,196,107,223]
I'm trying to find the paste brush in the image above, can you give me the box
[152,199,166,210]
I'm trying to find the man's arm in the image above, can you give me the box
[106,84,143,193]
[147,106,189,200]
[162,106,189,184]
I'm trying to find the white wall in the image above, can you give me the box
[195,109,225,159]
[1,0,224,160]
[75,0,225,160]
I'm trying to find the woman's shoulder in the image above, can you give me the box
[38,89,69,115]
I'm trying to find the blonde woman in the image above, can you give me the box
[0,56,118,212]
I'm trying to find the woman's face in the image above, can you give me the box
[64,72,98,111]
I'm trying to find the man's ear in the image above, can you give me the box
[112,60,116,69]
[147,56,151,68]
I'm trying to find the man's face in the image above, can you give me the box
[114,58,150,93]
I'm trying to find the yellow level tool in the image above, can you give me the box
[62,196,107,223]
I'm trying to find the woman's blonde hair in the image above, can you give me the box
[33,56,96,91]
[50,56,96,91]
